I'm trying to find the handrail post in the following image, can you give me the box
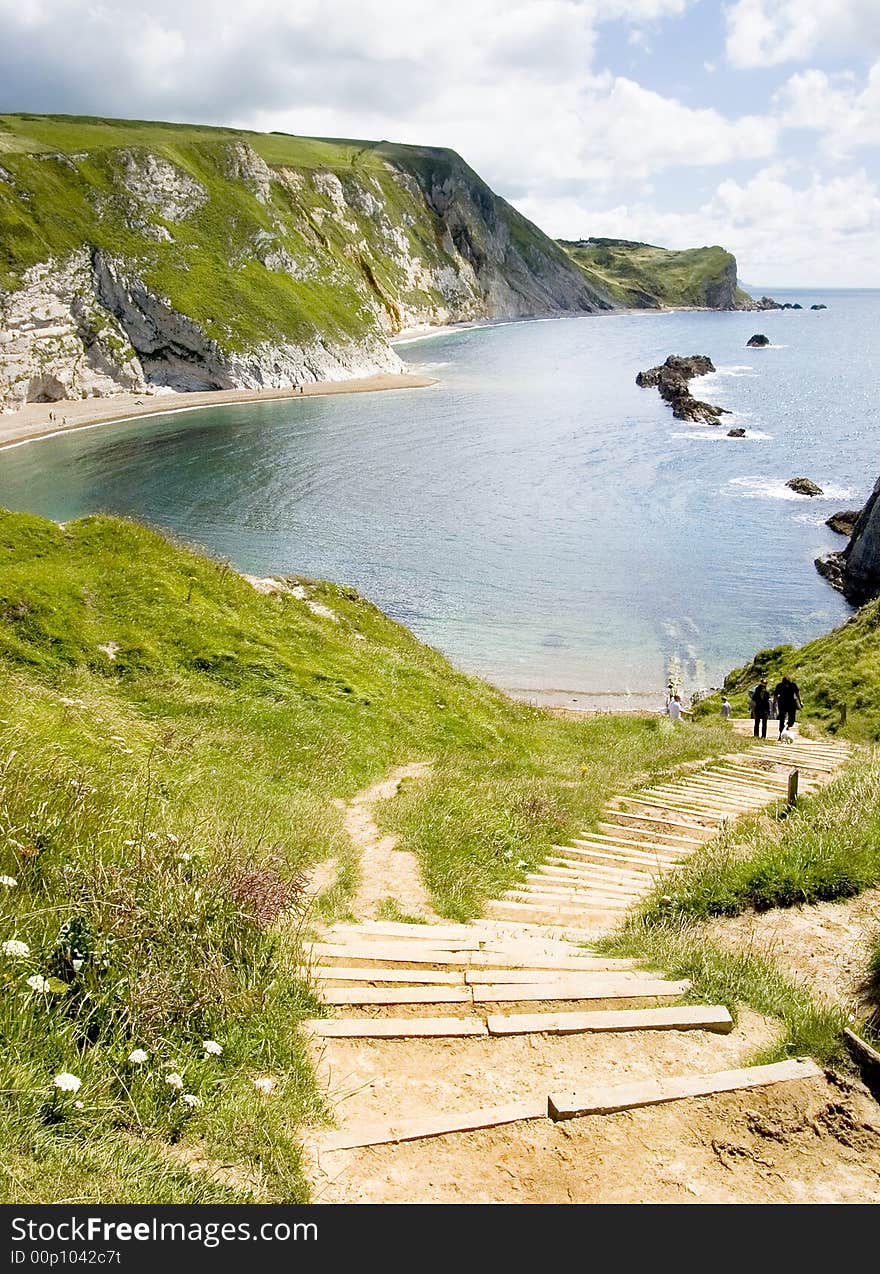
[787,769,799,808]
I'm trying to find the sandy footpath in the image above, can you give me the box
[0,371,437,450]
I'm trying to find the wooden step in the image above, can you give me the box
[516,878,639,901]
[702,769,788,793]
[640,787,751,813]
[471,977,690,1004]
[305,1016,488,1039]
[321,985,472,1006]
[608,809,714,837]
[326,923,482,949]
[574,831,689,857]
[505,890,632,912]
[469,952,634,972]
[545,856,652,882]
[597,821,705,847]
[463,963,639,984]
[529,868,643,894]
[547,1058,823,1120]
[558,843,672,870]
[682,778,773,804]
[314,965,463,985]
[307,942,472,967]
[320,1099,548,1152]
[484,901,618,927]
[486,1004,734,1036]
[611,797,724,825]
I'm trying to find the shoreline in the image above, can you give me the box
[0,372,437,451]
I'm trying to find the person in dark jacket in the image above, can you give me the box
[774,676,802,737]
[752,679,771,738]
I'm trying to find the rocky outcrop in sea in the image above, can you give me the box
[816,479,880,604]
[636,354,730,425]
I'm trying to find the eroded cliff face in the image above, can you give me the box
[0,120,616,409]
[816,476,880,604]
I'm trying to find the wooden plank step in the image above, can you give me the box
[472,919,612,944]
[609,810,714,836]
[469,952,634,972]
[598,821,705,847]
[545,856,652,882]
[472,978,690,1004]
[326,923,482,948]
[530,868,643,893]
[321,985,473,1006]
[557,843,672,870]
[484,902,618,927]
[486,1004,734,1036]
[305,1016,488,1039]
[464,963,639,984]
[548,1058,824,1120]
[699,769,788,792]
[574,831,690,857]
[611,797,725,825]
[505,890,632,911]
[640,788,750,813]
[682,777,773,802]
[313,965,463,985]
[306,943,472,967]
[319,1099,548,1152]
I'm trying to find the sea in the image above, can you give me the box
[1,288,877,711]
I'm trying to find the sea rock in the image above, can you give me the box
[826,510,861,536]
[636,353,729,423]
[727,427,746,438]
[811,304,828,310]
[746,334,770,347]
[786,477,823,497]
[755,296,783,311]
[816,475,880,604]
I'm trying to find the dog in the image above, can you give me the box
[779,728,795,743]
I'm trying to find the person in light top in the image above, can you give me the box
[666,693,687,723]
[721,695,732,719]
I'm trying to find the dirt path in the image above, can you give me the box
[345,763,436,921]
[704,888,880,1019]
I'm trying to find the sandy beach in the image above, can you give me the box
[0,371,437,450]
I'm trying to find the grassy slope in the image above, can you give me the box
[0,507,736,1201]
[559,238,740,309]
[696,594,880,741]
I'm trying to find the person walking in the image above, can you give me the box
[752,679,771,738]
[666,693,688,725]
[721,695,732,720]
[773,675,802,737]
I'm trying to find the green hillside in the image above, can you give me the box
[559,237,751,310]
[695,596,880,740]
[0,507,736,1201]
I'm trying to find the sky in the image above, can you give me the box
[1,0,879,286]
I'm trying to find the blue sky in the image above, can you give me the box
[1,0,878,284]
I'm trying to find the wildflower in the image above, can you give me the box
[252,1076,276,1095]
[127,1048,148,1065]
[202,1040,222,1056]
[73,1101,84,1110]
[26,974,51,993]
[165,832,179,844]
[2,939,30,958]
[53,1073,81,1093]
[146,832,159,841]
[182,1093,202,1108]
[179,852,192,863]
[122,840,137,847]
[165,1073,184,1090]
[0,875,17,888]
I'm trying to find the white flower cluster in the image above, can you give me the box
[202,1040,222,1056]
[2,939,29,958]
[53,1073,81,1093]
[0,875,17,888]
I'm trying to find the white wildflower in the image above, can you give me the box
[179,852,192,863]
[26,974,51,993]
[127,1048,148,1065]
[73,1100,84,1110]
[122,840,137,847]
[146,832,159,841]
[182,1093,202,1107]
[165,1072,184,1090]
[0,875,17,888]
[252,1076,276,1095]
[53,1072,81,1093]
[202,1040,222,1056]
[165,832,179,844]
[2,939,30,958]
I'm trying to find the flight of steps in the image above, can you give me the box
[484,726,851,928]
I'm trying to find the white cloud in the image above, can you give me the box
[775,61,880,156]
[726,0,880,69]
[517,166,880,285]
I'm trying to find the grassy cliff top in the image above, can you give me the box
[0,507,735,1201]
[559,237,748,309]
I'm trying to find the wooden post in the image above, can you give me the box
[840,703,848,727]
[787,769,799,808]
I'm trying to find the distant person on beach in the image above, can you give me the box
[773,676,802,737]
[666,693,687,724]
[752,679,771,738]
[721,695,732,719]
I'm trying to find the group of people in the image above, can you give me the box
[663,676,802,740]
[749,675,802,739]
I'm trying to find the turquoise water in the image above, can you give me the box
[1,289,876,704]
